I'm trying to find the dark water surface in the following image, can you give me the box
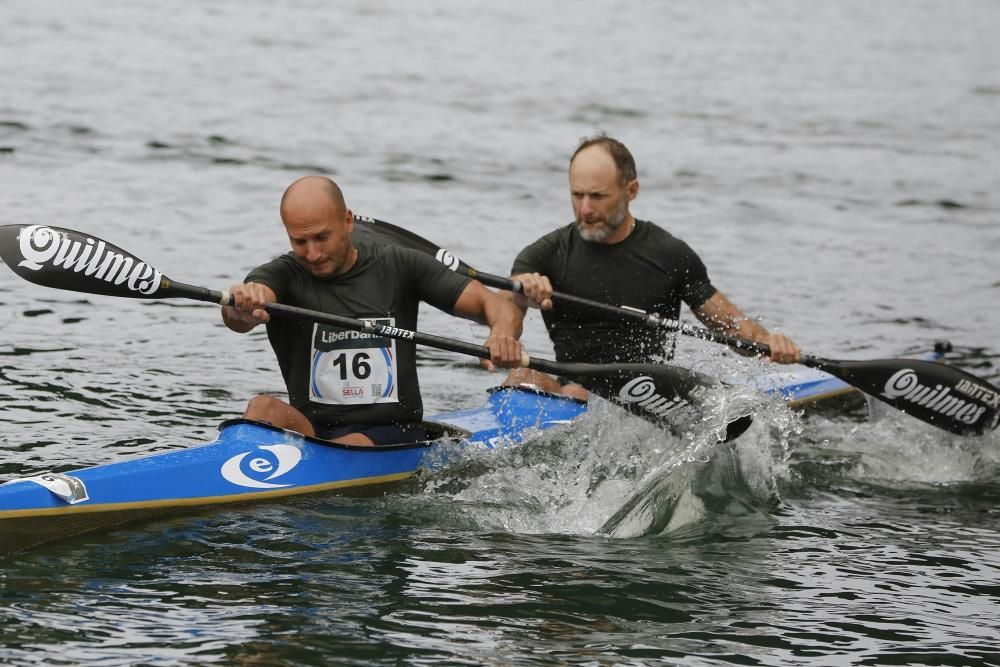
[2,2,999,665]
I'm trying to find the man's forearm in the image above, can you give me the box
[483,292,524,339]
[453,281,524,338]
[695,291,769,341]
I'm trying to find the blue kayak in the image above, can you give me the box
[0,350,944,554]
[0,387,586,554]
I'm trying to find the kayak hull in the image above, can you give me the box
[0,350,944,554]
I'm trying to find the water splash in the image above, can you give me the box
[409,382,803,539]
[782,392,1000,502]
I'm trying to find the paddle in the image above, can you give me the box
[0,223,752,443]
[351,215,1000,436]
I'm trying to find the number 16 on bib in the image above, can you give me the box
[309,321,399,405]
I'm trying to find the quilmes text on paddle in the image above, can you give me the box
[881,368,999,428]
[617,375,703,417]
[15,225,163,295]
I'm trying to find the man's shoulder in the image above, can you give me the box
[521,222,576,252]
[361,240,439,269]
[264,251,298,265]
[512,223,576,271]
[358,241,470,292]
[249,251,299,276]
[633,219,694,250]
[542,222,577,242]
[634,219,676,240]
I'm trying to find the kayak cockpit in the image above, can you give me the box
[215,418,472,449]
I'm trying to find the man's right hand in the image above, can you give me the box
[512,272,554,310]
[222,282,277,332]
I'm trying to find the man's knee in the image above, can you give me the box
[502,367,537,386]
[501,368,566,395]
[244,394,284,420]
[559,383,589,401]
[243,395,313,435]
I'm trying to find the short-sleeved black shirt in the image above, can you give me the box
[246,240,471,427]
[512,220,716,364]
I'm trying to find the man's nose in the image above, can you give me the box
[304,241,322,261]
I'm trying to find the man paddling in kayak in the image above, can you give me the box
[504,135,801,399]
[223,175,525,445]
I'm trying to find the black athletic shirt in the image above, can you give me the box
[511,220,717,364]
[246,240,472,427]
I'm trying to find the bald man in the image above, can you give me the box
[223,176,524,445]
[503,135,801,399]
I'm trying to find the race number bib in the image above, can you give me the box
[309,319,399,405]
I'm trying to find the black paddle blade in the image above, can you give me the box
[551,361,753,443]
[0,224,168,298]
[0,224,224,304]
[818,358,1000,435]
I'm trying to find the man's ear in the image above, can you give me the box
[626,179,639,202]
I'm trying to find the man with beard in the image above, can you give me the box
[502,135,800,399]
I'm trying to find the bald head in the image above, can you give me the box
[279,176,357,278]
[280,175,347,220]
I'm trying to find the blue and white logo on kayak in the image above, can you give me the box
[221,444,302,489]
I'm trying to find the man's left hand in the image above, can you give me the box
[763,333,801,364]
[480,333,526,372]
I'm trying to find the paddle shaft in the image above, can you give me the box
[456,265,995,411]
[127,281,502,363]
[353,216,790,359]
[261,302,553,371]
[215,287,697,390]
[468,273,1000,435]
[454,267,810,358]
